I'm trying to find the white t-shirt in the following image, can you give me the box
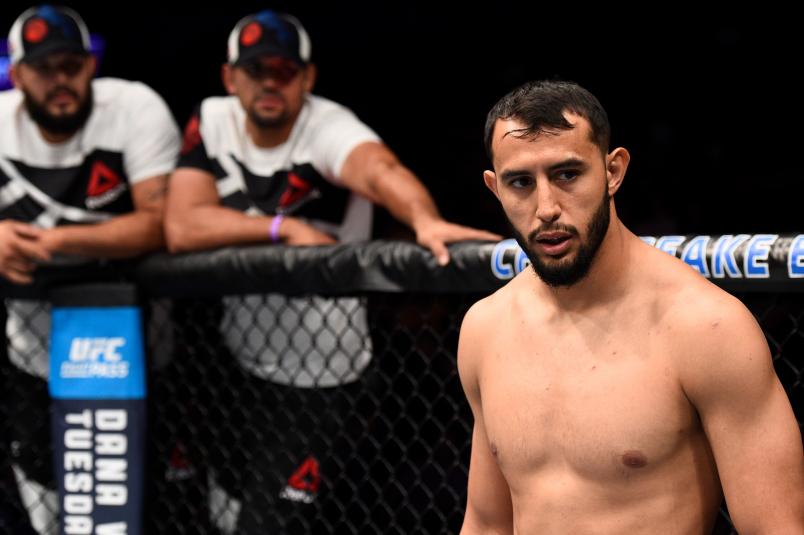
[0,78,181,378]
[180,94,380,387]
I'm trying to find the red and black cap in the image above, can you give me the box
[227,10,311,67]
[7,4,90,65]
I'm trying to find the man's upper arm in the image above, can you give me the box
[458,301,514,534]
[680,295,804,533]
[163,166,221,247]
[338,141,397,202]
[130,173,169,213]
[307,105,380,191]
[165,108,223,223]
[123,83,181,185]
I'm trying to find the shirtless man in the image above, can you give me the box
[458,80,804,534]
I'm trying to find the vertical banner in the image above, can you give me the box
[48,284,145,535]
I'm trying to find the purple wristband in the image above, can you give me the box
[270,215,284,243]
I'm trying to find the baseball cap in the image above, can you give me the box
[7,4,90,65]
[227,10,311,67]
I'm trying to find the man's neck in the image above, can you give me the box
[38,126,75,144]
[246,120,294,148]
[246,103,306,149]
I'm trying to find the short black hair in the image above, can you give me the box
[484,79,610,161]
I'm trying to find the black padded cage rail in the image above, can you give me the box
[1,236,802,535]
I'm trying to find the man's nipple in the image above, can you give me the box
[621,450,648,468]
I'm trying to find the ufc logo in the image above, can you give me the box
[69,338,125,362]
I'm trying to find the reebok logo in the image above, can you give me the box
[279,456,320,504]
[165,441,196,482]
[278,172,315,211]
[86,161,126,209]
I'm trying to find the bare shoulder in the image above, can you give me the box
[459,285,507,362]
[458,275,528,395]
[664,266,760,353]
[641,244,771,393]
[462,282,509,330]
[638,240,751,329]
[460,271,533,344]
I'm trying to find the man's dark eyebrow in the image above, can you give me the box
[499,158,587,182]
[500,169,532,181]
[547,158,586,172]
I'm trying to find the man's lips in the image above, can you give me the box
[47,90,77,106]
[50,91,75,102]
[533,232,573,256]
[535,231,572,243]
[256,94,283,107]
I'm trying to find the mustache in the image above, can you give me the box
[45,86,80,101]
[255,89,283,100]
[527,223,579,242]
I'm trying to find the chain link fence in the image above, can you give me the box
[1,241,802,534]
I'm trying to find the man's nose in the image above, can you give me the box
[535,181,561,223]
[259,80,283,95]
[51,70,71,84]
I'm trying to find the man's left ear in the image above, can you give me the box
[303,64,317,93]
[221,63,235,95]
[8,64,21,89]
[605,147,630,196]
[86,55,98,76]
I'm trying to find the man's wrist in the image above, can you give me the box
[40,227,63,254]
[410,208,442,234]
[270,215,285,243]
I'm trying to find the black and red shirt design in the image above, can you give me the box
[178,110,349,225]
[0,149,133,224]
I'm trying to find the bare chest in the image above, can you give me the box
[479,328,696,485]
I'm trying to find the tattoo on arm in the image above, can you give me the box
[145,183,169,202]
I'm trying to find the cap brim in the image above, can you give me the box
[20,41,88,64]
[231,45,303,67]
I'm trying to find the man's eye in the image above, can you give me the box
[31,58,84,76]
[242,61,300,83]
[29,61,50,73]
[509,177,533,188]
[61,60,84,76]
[243,63,262,77]
[555,170,579,182]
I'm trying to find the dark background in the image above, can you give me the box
[3,3,801,238]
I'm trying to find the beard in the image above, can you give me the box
[248,108,289,129]
[512,187,611,288]
[248,92,290,129]
[24,83,93,137]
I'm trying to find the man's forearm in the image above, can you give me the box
[44,210,165,259]
[371,161,442,231]
[165,204,276,253]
